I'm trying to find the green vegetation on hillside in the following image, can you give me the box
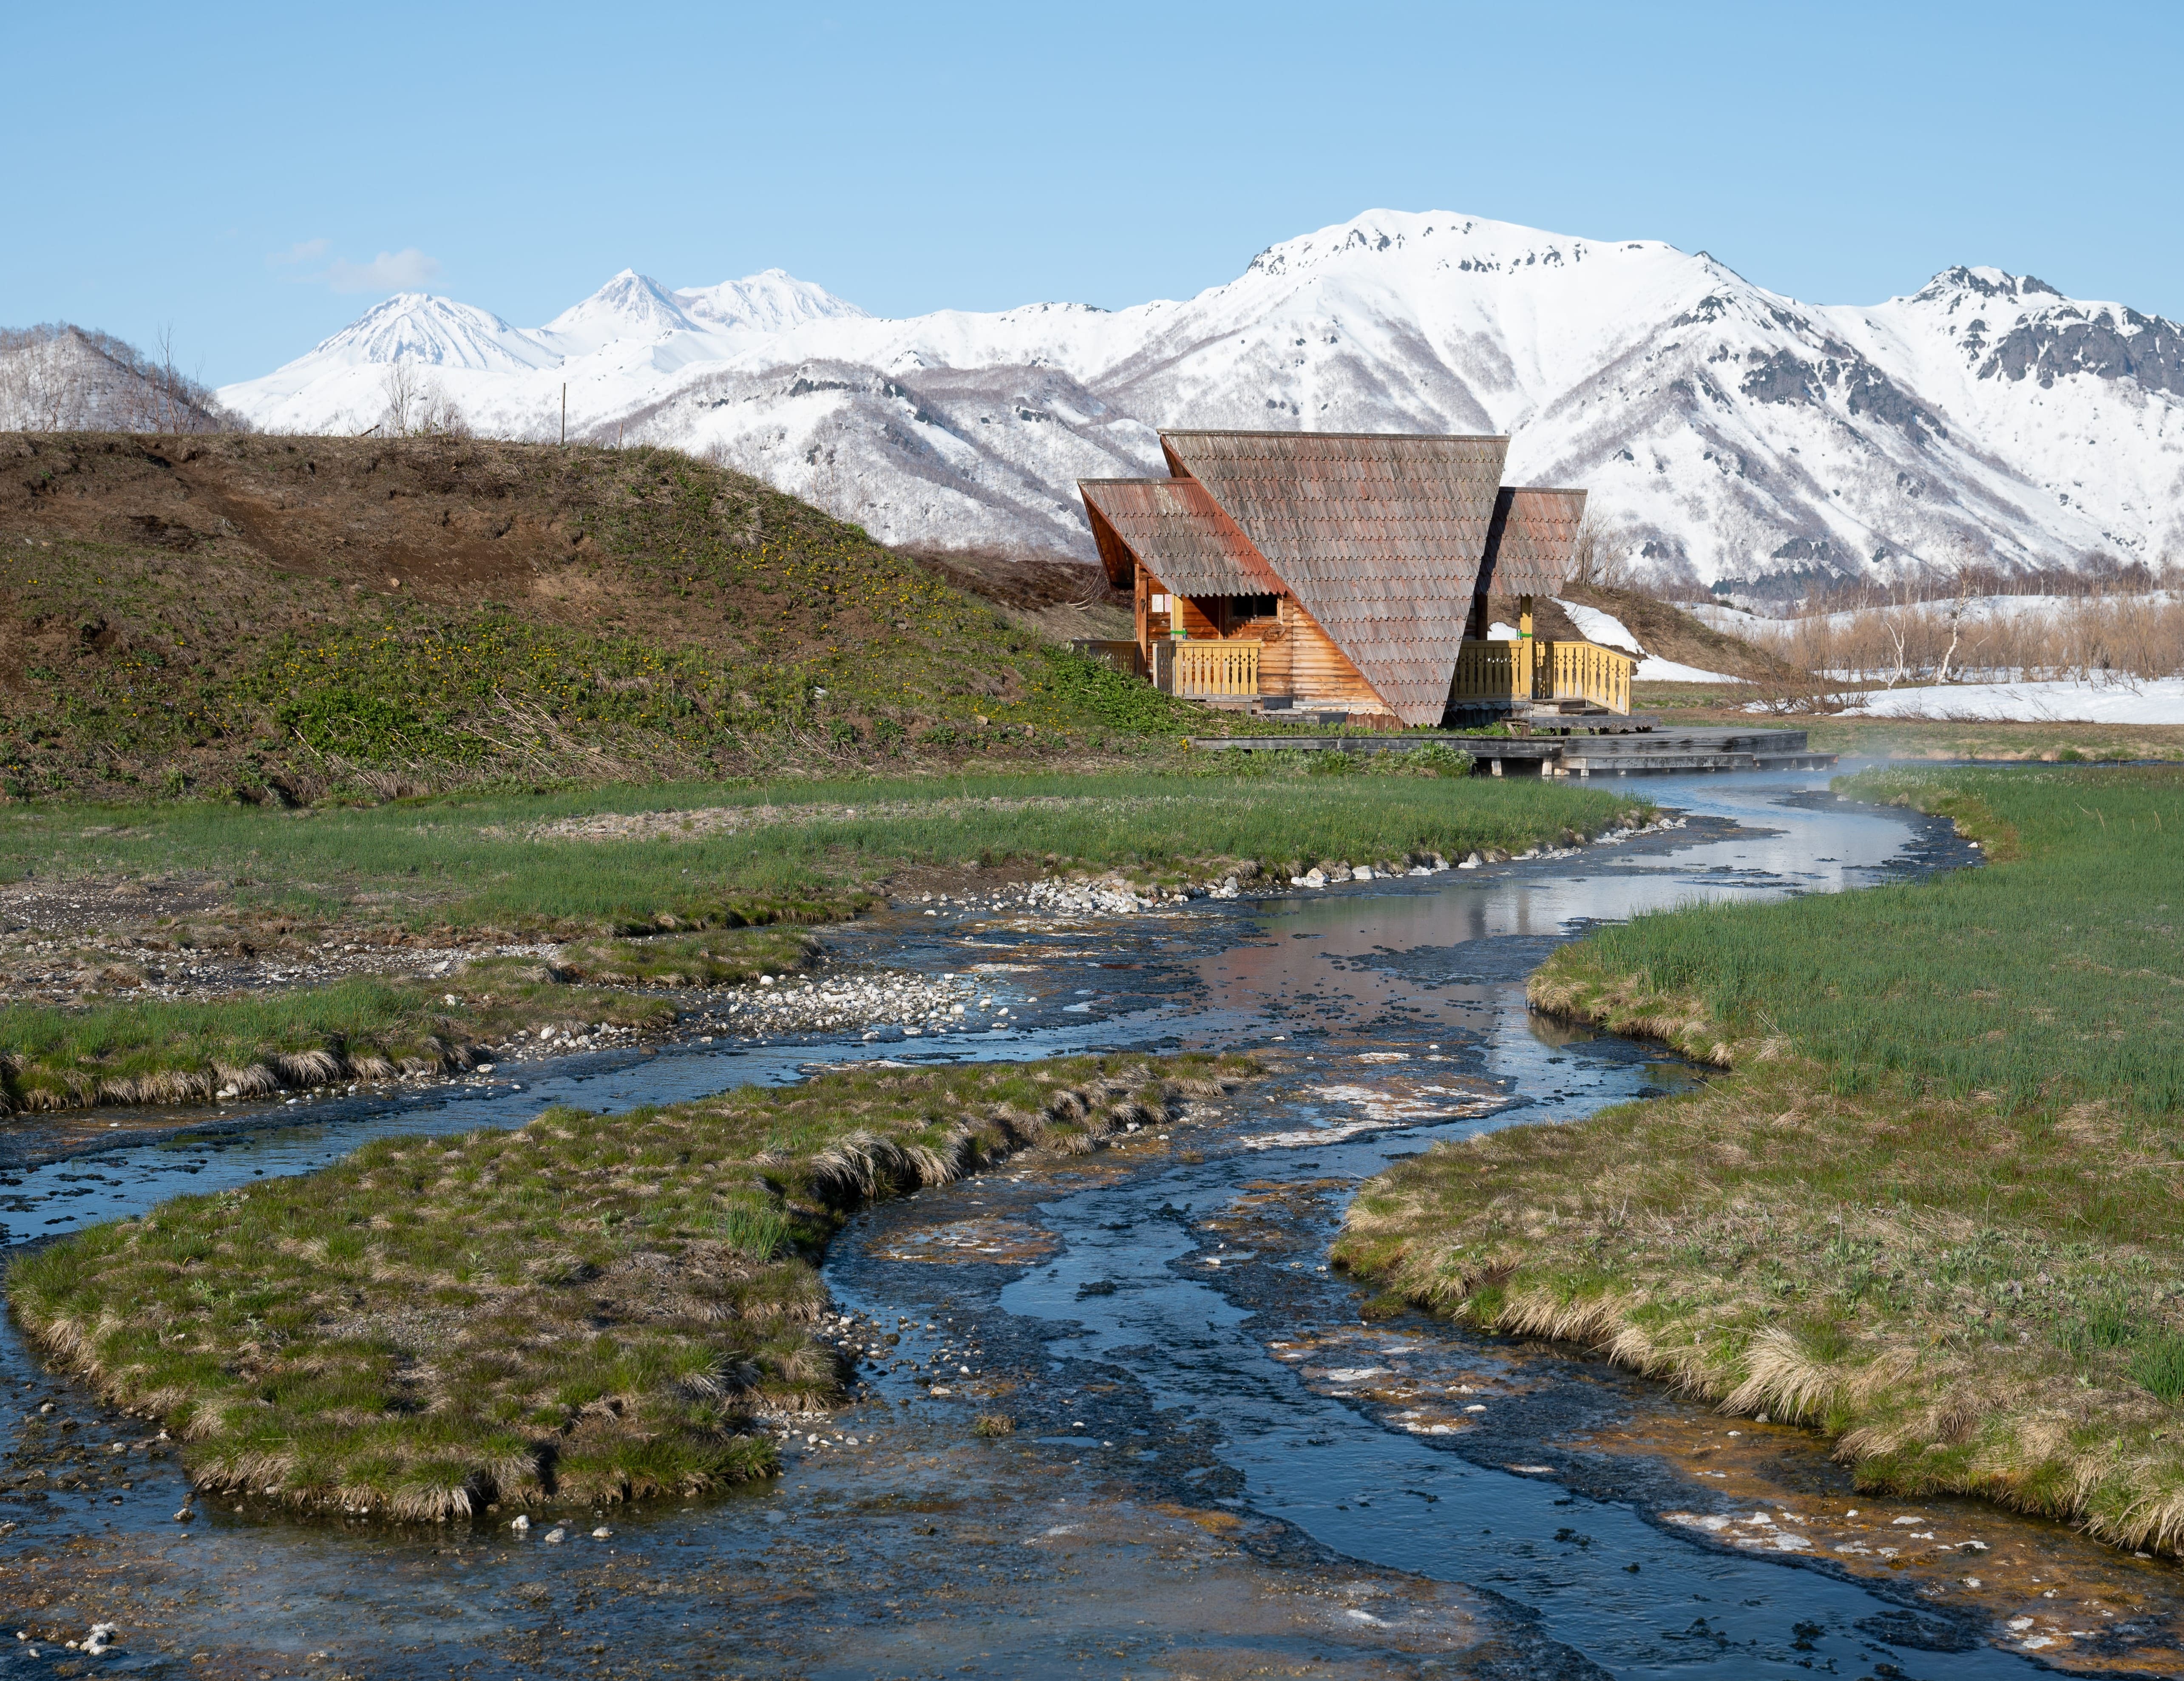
[1333,766,2184,1553]
[11,1054,1252,1519]
[0,434,1214,801]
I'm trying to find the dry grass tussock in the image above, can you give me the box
[1337,766,2184,1556]
[0,1028,485,1118]
[11,1052,1252,1523]
[1335,1060,2184,1554]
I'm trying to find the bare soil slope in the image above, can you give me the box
[1558,585,1801,682]
[904,544,1133,642]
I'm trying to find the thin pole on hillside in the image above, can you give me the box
[561,385,567,447]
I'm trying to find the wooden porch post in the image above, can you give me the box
[1517,595,1535,700]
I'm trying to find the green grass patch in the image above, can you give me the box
[1520,765,2179,1114]
[0,927,816,1115]
[0,771,1639,935]
[11,1052,1254,1520]
[0,772,1631,1113]
[1334,765,2184,1556]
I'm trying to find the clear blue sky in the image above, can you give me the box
[9,0,2180,386]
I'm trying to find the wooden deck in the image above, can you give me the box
[1452,637,1634,715]
[1188,727,1833,777]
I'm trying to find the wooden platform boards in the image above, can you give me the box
[1552,728,1835,777]
[1188,728,1835,777]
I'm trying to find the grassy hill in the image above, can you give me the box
[0,433,1195,802]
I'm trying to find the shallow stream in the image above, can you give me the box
[0,771,2177,1678]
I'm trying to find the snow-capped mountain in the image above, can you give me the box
[539,270,705,352]
[218,214,2184,587]
[675,269,871,334]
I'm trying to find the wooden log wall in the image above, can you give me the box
[1279,596,1384,711]
[1133,577,1389,714]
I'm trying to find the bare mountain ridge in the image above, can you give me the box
[216,212,2184,590]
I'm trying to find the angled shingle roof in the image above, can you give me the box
[1477,487,1589,597]
[1079,477,1281,595]
[1157,430,1510,725]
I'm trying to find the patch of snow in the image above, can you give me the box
[1839,677,2184,724]
[1554,599,1644,656]
[1636,657,1749,683]
[1690,603,1776,633]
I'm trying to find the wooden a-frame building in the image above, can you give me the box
[1080,430,1628,725]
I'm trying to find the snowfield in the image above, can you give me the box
[218,210,2184,590]
[1840,678,2184,725]
[1555,600,1644,657]
[1634,657,1750,685]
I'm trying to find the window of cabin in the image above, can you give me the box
[1226,594,1278,624]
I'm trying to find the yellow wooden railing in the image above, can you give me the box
[1451,639,1518,704]
[1171,640,1260,697]
[1541,639,1633,714]
[1451,638,1632,714]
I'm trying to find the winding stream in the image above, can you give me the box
[0,771,2175,1678]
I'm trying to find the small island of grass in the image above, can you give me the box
[9,1052,1254,1521]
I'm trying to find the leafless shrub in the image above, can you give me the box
[1567,511,1634,591]
[0,322,249,433]
[1744,674,1852,715]
[1744,593,2184,685]
[375,360,469,438]
[1803,550,2179,614]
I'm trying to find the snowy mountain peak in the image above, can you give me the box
[542,270,703,352]
[288,293,558,374]
[674,268,867,333]
[1873,265,2184,399]
[1912,265,2065,306]
[1241,209,1685,286]
[220,208,2184,586]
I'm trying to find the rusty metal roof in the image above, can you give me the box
[1158,430,1511,725]
[1078,477,1281,595]
[1477,487,1588,596]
